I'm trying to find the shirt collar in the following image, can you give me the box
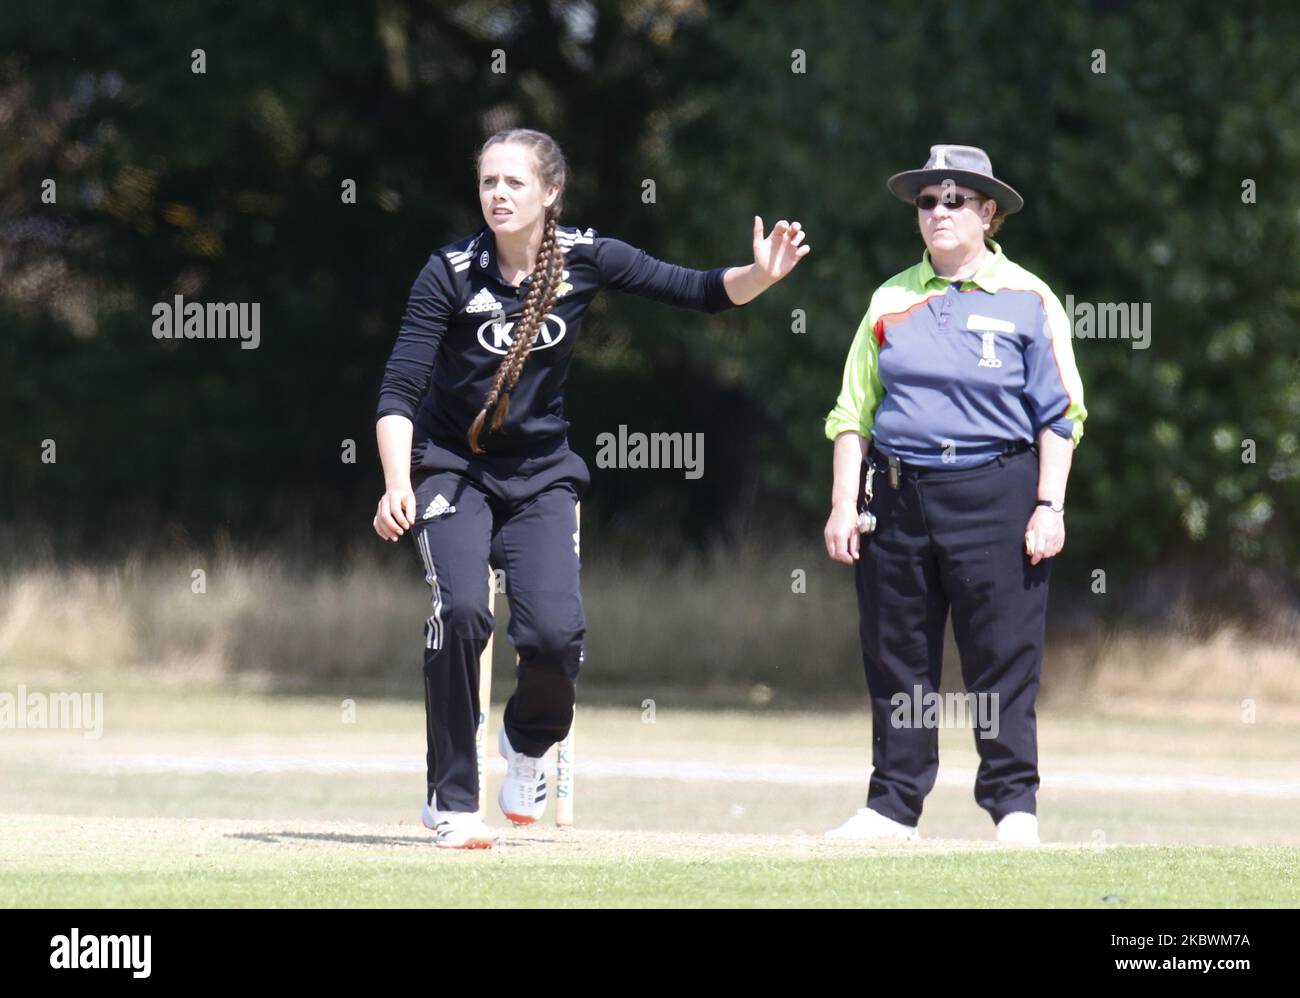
[472,229,537,288]
[471,229,497,277]
[918,238,1003,292]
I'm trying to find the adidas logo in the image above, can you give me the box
[465,288,501,314]
[423,494,456,519]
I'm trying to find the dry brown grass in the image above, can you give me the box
[2,545,1298,707]
[1046,624,1300,717]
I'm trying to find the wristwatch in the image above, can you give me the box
[1036,499,1065,514]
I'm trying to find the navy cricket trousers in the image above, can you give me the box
[408,440,588,814]
[855,444,1050,827]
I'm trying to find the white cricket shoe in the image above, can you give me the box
[498,727,548,825]
[421,802,494,849]
[825,807,920,842]
[995,811,1040,845]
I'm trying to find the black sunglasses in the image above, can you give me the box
[914,192,985,211]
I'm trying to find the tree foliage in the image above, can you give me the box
[3,0,1299,601]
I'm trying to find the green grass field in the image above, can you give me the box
[1,678,1298,907]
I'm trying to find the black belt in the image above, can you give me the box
[868,441,1034,488]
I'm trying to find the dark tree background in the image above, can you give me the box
[4,0,1299,619]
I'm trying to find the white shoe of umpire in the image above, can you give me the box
[498,727,547,825]
[421,803,495,850]
[825,807,920,842]
[995,811,1040,845]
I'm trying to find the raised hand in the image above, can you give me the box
[752,216,811,284]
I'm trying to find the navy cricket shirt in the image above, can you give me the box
[376,225,738,456]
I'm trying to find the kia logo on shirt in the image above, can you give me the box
[476,314,567,355]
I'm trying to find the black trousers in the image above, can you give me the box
[409,437,589,813]
[854,445,1050,827]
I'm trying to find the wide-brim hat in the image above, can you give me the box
[887,144,1023,214]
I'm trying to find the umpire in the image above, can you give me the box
[822,145,1087,845]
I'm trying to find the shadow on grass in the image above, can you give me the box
[227,830,431,848]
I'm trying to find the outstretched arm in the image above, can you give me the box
[722,217,811,305]
[594,217,810,313]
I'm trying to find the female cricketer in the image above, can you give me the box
[373,128,809,848]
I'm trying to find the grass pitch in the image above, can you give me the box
[1,680,1297,907]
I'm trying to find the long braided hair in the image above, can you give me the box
[467,129,568,454]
